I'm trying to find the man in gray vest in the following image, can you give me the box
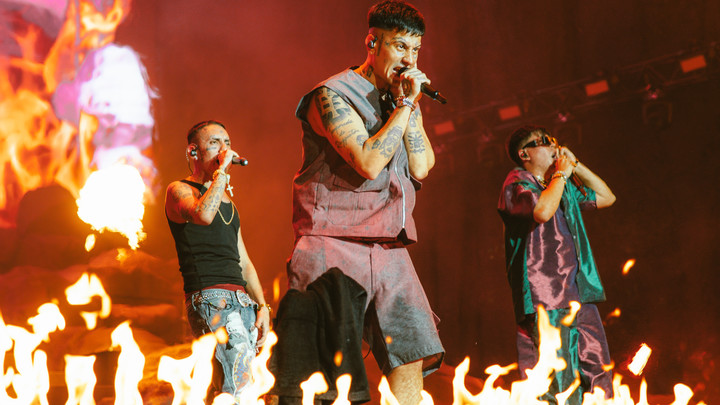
[287,1,444,404]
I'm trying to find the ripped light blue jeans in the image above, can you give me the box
[186,288,258,401]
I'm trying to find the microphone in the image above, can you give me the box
[397,67,447,104]
[570,174,587,197]
[420,83,447,104]
[232,157,249,166]
[217,156,249,166]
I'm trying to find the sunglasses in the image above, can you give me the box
[522,134,557,149]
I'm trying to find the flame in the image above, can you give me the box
[2,0,156,250]
[299,372,328,405]
[111,321,145,405]
[64,354,97,405]
[157,333,218,404]
[628,343,653,376]
[605,308,621,322]
[65,273,112,330]
[333,374,352,405]
[622,259,636,275]
[76,164,147,249]
[238,331,278,404]
[0,303,65,404]
[561,301,581,327]
[0,273,706,405]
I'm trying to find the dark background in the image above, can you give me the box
[109,0,719,398]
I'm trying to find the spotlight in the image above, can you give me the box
[498,105,521,121]
[433,120,455,136]
[585,80,610,97]
[680,54,707,73]
[643,84,664,101]
[555,110,572,123]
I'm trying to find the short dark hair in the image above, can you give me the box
[368,0,425,36]
[506,125,551,166]
[187,120,225,144]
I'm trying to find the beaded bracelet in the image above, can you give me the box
[551,171,567,182]
[394,96,417,111]
[258,303,272,314]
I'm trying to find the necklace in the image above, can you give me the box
[217,200,235,225]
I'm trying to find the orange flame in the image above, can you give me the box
[76,164,147,249]
[299,372,328,405]
[628,343,653,376]
[157,333,218,404]
[65,272,112,330]
[111,321,145,405]
[64,354,97,405]
[622,259,636,275]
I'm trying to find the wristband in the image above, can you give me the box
[213,169,229,181]
[258,303,272,314]
[551,171,567,182]
[394,96,417,111]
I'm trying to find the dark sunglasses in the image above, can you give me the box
[522,134,557,149]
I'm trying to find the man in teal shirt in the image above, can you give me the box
[498,125,616,403]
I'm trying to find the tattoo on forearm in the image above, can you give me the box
[335,126,361,148]
[407,114,426,153]
[317,89,351,129]
[356,133,369,146]
[371,126,403,158]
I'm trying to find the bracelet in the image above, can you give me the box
[571,159,579,168]
[551,171,567,182]
[258,303,272,314]
[394,96,416,111]
[213,169,229,182]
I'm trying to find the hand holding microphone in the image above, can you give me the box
[396,67,447,104]
[558,146,586,196]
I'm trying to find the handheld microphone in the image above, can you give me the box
[217,156,249,166]
[397,67,447,104]
[232,157,249,166]
[570,174,587,197]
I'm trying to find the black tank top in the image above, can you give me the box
[167,180,246,293]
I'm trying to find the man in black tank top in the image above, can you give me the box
[165,120,270,402]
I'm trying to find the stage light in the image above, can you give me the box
[498,105,521,121]
[680,54,707,73]
[584,80,609,97]
[433,120,455,136]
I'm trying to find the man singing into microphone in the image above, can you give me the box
[498,125,616,403]
[280,1,444,404]
[165,120,270,402]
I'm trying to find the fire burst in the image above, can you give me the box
[1,0,157,250]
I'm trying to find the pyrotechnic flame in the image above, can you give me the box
[65,273,112,330]
[334,351,343,367]
[64,354,97,405]
[333,374,352,405]
[0,303,65,404]
[273,277,281,304]
[299,372,328,405]
[622,259,636,275]
[628,343,652,376]
[76,164,147,250]
[239,331,278,404]
[605,308,621,322]
[561,301,581,326]
[111,321,145,405]
[671,383,694,405]
[378,376,400,405]
[157,333,217,405]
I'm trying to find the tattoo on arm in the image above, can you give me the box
[317,88,352,129]
[406,114,426,153]
[371,126,403,158]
